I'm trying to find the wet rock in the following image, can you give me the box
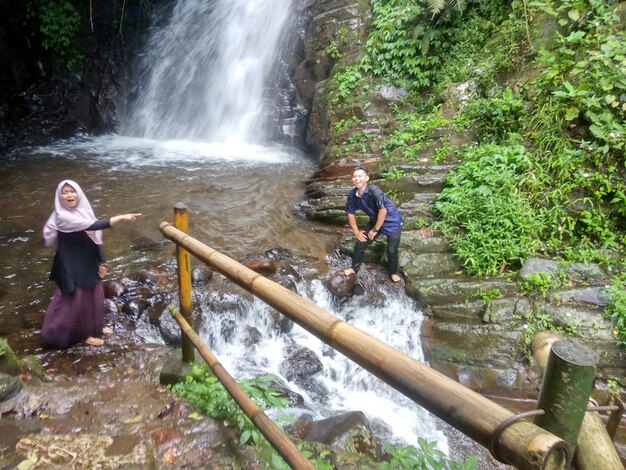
[548,287,610,308]
[160,401,196,419]
[325,269,355,298]
[132,269,158,285]
[482,297,531,324]
[265,248,294,260]
[192,266,213,284]
[352,281,365,296]
[519,257,560,280]
[104,298,119,314]
[0,373,23,401]
[242,258,277,276]
[268,309,294,334]
[243,326,262,347]
[566,262,607,282]
[158,313,182,345]
[146,302,169,325]
[122,298,150,319]
[294,376,329,402]
[286,411,378,460]
[151,428,184,448]
[280,347,322,381]
[265,377,305,407]
[130,236,164,251]
[103,280,127,298]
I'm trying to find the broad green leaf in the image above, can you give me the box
[567,9,580,22]
[565,107,580,121]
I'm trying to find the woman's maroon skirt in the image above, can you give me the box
[42,283,105,348]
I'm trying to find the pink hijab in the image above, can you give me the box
[43,180,103,247]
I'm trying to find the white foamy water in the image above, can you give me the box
[199,277,448,452]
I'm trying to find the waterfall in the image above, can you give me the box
[123,0,294,144]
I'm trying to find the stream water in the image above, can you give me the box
[0,0,452,457]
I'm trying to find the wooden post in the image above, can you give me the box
[174,203,194,363]
[159,222,569,469]
[532,332,623,469]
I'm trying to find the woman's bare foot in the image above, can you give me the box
[390,273,401,283]
[102,327,113,335]
[85,337,104,346]
[343,268,356,277]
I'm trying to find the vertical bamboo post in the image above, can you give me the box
[532,332,623,470]
[534,338,598,458]
[174,203,194,363]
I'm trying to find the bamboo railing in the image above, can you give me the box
[160,216,570,470]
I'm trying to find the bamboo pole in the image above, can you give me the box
[173,204,194,363]
[160,222,569,469]
[534,339,597,454]
[168,306,315,470]
[531,332,623,469]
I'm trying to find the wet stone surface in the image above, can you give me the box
[0,345,259,469]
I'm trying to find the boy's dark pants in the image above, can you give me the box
[351,227,402,274]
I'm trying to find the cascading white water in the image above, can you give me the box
[199,277,448,452]
[123,0,294,143]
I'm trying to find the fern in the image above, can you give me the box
[427,0,467,16]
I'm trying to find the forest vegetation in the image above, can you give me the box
[324,0,626,342]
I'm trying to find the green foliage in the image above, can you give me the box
[380,437,478,470]
[463,88,530,142]
[517,271,565,294]
[531,0,626,158]
[329,65,364,105]
[383,112,449,162]
[513,310,579,362]
[383,168,408,180]
[433,7,527,90]
[170,363,289,446]
[474,288,502,302]
[30,0,84,70]
[361,0,440,88]
[430,0,626,270]
[434,144,544,275]
[607,378,622,404]
[605,272,626,345]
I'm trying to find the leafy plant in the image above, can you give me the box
[381,437,478,470]
[434,144,544,275]
[513,310,579,363]
[463,88,529,142]
[29,0,84,70]
[475,288,502,302]
[518,271,565,294]
[607,378,622,404]
[605,272,626,345]
[170,363,289,446]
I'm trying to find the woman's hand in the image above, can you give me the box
[110,213,143,226]
[98,263,107,279]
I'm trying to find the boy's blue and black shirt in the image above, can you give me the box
[345,184,403,235]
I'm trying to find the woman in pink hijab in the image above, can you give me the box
[42,180,142,347]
